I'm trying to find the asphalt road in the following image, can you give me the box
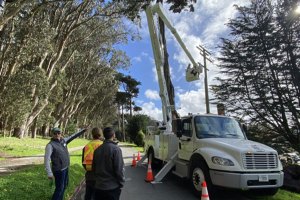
[71,144,253,200]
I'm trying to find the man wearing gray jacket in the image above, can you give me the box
[92,127,125,200]
[44,127,87,200]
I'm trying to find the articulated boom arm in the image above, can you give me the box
[145,3,203,133]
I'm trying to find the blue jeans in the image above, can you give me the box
[52,168,69,200]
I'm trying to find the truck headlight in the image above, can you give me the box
[212,156,234,166]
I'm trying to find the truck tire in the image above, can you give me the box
[147,148,162,169]
[190,159,214,197]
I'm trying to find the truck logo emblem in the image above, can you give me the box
[251,145,265,152]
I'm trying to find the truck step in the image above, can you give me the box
[173,159,189,178]
[174,159,189,166]
[152,152,178,183]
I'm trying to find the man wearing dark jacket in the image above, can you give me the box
[44,127,87,200]
[93,127,125,200]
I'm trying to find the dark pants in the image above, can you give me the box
[94,187,121,200]
[52,168,69,200]
[85,180,95,200]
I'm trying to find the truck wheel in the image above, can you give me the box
[147,149,162,169]
[190,159,214,197]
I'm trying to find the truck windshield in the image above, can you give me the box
[194,116,246,139]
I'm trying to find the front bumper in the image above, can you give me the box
[210,170,284,190]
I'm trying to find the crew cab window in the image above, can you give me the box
[182,119,192,137]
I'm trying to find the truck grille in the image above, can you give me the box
[242,153,278,169]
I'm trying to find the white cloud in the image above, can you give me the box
[132,56,142,62]
[139,102,163,121]
[152,65,158,82]
[141,52,149,57]
[139,88,218,121]
[145,89,160,100]
[177,88,217,117]
[133,1,248,121]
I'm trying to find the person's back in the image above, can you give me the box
[93,127,125,200]
[82,127,103,200]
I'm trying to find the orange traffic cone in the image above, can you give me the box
[145,161,154,182]
[201,181,209,200]
[137,151,141,161]
[131,154,136,167]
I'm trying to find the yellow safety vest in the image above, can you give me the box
[82,140,102,171]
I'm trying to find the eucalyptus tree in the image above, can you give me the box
[0,0,134,138]
[50,3,130,130]
[0,0,196,138]
[212,0,300,152]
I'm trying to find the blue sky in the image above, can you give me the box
[118,0,247,121]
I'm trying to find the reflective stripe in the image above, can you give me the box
[84,143,94,160]
[82,140,102,171]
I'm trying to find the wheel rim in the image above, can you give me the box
[192,167,205,192]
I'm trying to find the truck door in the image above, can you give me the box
[178,118,194,161]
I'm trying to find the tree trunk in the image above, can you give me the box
[129,98,132,117]
[118,104,121,131]
[1,116,8,137]
[13,127,20,138]
[31,116,37,138]
[41,123,49,137]
[122,104,125,142]
[62,118,68,135]
[13,124,28,139]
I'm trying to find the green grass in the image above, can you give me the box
[0,139,299,200]
[0,137,89,157]
[251,189,300,200]
[0,150,85,200]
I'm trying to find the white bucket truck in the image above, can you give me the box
[141,2,284,197]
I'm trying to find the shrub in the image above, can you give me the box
[126,114,150,142]
[135,130,145,147]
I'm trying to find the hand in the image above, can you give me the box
[48,176,54,180]
[84,125,91,130]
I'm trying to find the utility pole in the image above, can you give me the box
[197,45,212,114]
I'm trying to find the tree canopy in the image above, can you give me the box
[212,0,300,152]
[0,0,196,138]
[0,0,135,137]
